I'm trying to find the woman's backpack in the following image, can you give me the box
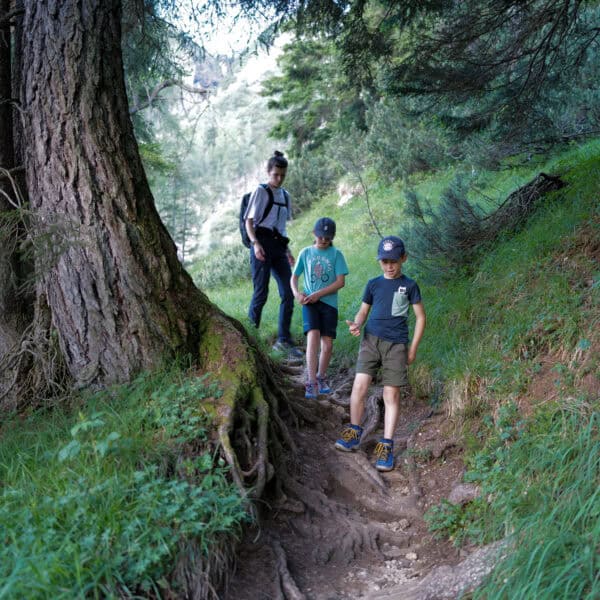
[239,184,289,247]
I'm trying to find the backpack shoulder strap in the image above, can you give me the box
[282,188,290,215]
[256,183,275,225]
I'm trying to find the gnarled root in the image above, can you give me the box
[200,312,303,504]
[281,472,382,566]
[361,390,383,441]
[270,536,306,600]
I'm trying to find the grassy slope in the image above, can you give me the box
[208,141,599,376]
[210,139,600,598]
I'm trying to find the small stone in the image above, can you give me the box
[405,552,418,561]
[382,545,405,559]
[398,518,410,530]
[448,483,481,506]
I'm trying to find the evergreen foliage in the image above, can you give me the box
[261,37,366,156]
[364,100,450,181]
[259,0,600,171]
[403,172,566,277]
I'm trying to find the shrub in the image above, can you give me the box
[189,244,251,290]
[284,151,341,214]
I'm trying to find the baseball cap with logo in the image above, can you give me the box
[377,236,406,260]
[314,217,336,239]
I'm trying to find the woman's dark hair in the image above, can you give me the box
[267,150,288,171]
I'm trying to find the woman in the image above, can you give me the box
[244,150,303,359]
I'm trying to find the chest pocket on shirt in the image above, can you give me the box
[392,289,410,317]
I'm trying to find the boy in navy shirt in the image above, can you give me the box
[335,236,426,471]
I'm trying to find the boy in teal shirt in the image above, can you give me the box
[291,218,349,399]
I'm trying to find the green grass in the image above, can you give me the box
[424,399,599,599]
[473,401,599,599]
[207,139,599,375]
[0,368,248,598]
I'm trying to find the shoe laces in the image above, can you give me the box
[375,442,392,461]
[340,427,360,442]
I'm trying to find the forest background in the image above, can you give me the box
[0,1,598,598]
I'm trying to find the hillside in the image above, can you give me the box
[211,140,600,599]
[2,3,598,599]
[1,139,596,599]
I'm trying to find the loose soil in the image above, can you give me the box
[224,367,482,600]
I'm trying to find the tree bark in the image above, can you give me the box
[19,0,211,387]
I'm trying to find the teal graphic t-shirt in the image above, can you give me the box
[293,246,349,309]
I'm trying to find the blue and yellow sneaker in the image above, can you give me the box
[374,438,394,471]
[317,375,332,395]
[335,424,363,451]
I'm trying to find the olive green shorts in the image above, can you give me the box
[355,333,408,387]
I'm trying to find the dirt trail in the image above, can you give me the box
[224,368,489,600]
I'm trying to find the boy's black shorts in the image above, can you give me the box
[356,333,408,387]
[302,301,338,338]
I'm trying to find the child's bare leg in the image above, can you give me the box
[317,335,333,377]
[350,372,372,425]
[305,329,320,383]
[382,385,401,439]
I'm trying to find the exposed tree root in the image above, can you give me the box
[200,311,311,506]
[330,379,353,405]
[361,391,383,440]
[333,450,388,493]
[328,452,421,520]
[281,473,381,565]
[0,294,70,412]
[270,536,307,600]
[173,538,234,600]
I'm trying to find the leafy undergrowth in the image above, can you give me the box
[0,367,248,598]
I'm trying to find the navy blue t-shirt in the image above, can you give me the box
[362,274,422,344]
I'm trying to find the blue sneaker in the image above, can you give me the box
[317,375,331,395]
[335,425,363,451]
[305,382,317,399]
[374,439,394,471]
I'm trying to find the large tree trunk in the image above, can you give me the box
[15,0,297,501]
[20,0,211,387]
[14,1,304,587]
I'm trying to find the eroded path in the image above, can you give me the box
[224,369,491,600]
